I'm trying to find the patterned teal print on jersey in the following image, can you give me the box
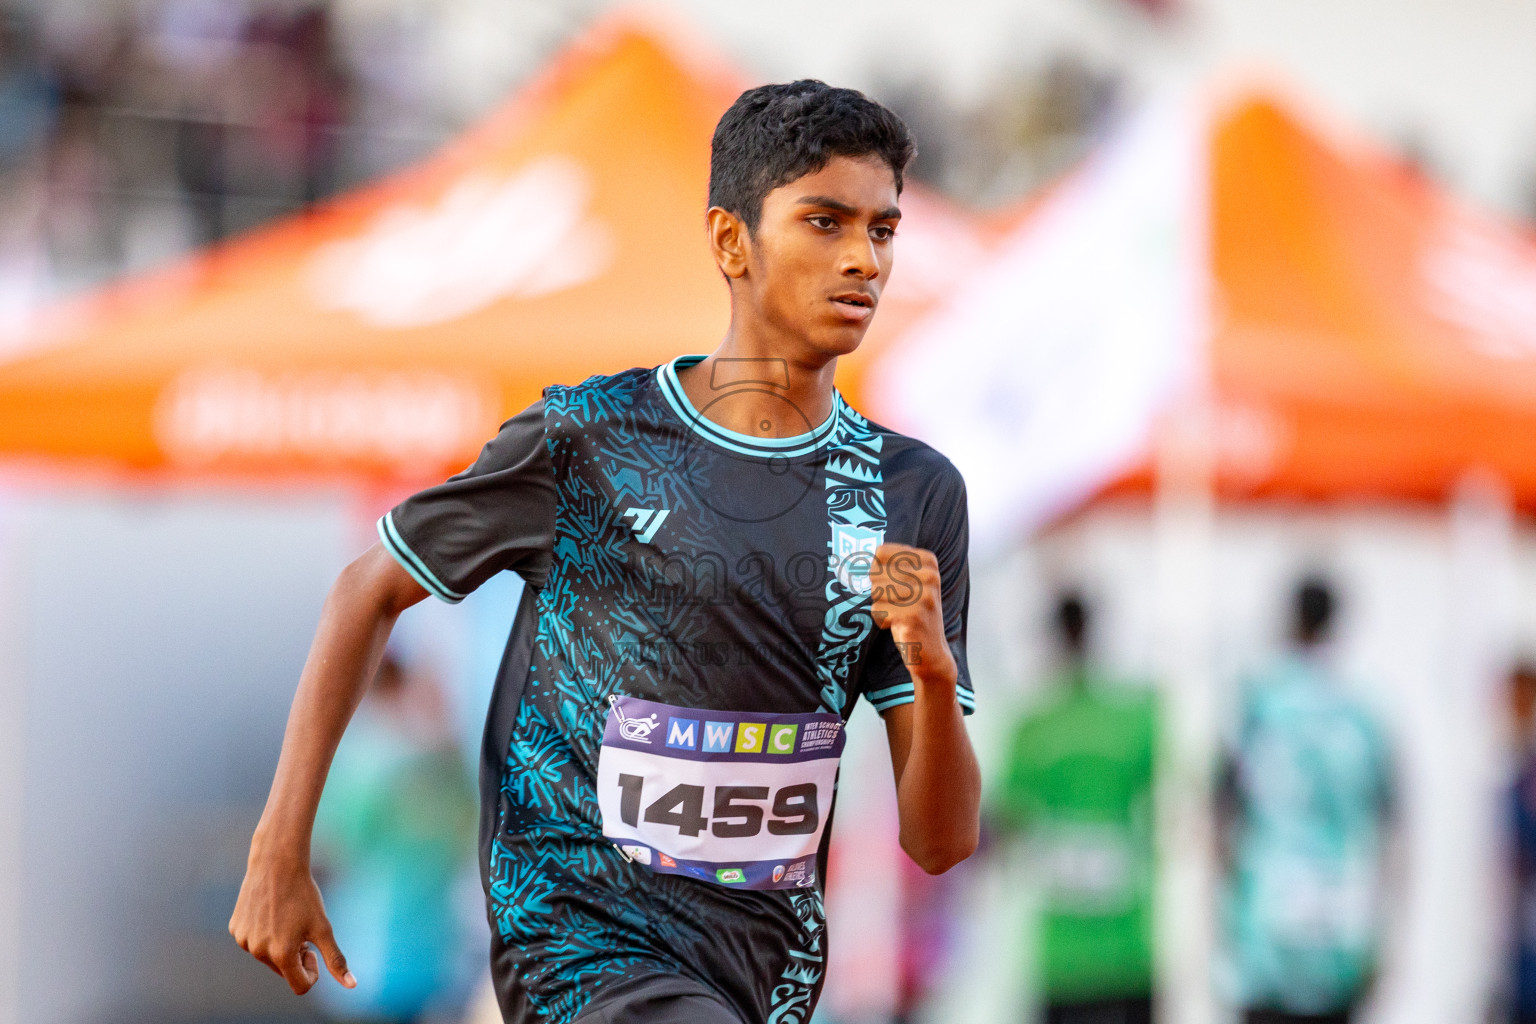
[816,406,886,717]
[461,359,962,1024]
[489,369,685,1023]
[763,404,887,1023]
[768,890,830,1024]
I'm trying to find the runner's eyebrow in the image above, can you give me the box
[795,196,902,221]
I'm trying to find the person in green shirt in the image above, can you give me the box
[995,592,1159,1024]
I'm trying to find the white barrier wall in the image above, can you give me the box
[0,486,352,1024]
[955,500,1535,1024]
[0,500,25,1024]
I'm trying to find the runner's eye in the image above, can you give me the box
[870,225,896,242]
[807,215,837,231]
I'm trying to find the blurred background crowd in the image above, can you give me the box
[3,0,1535,330]
[3,2,1536,1024]
[0,0,1128,333]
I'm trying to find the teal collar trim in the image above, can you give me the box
[655,353,842,458]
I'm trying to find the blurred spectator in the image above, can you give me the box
[884,50,1120,208]
[313,652,478,1024]
[0,8,55,170]
[1504,661,1536,1024]
[0,7,54,337]
[1218,577,1397,1024]
[0,0,391,303]
[995,591,1159,1024]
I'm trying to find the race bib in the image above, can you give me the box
[597,695,845,890]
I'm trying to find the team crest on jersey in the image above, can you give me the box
[832,523,883,595]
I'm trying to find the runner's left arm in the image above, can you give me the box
[872,469,976,872]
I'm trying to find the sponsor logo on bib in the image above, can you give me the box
[771,860,814,887]
[611,698,660,744]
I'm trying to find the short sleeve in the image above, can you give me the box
[377,399,556,603]
[859,460,974,716]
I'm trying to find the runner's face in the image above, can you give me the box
[745,155,900,357]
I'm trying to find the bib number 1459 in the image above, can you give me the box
[615,776,818,839]
[596,695,843,887]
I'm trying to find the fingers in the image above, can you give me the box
[238,937,316,994]
[870,544,941,618]
[229,913,284,979]
[241,937,286,981]
[288,944,321,995]
[315,922,357,988]
[245,939,314,995]
[872,544,938,585]
[230,904,351,994]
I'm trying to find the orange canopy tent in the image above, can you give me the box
[1152,95,1536,505]
[872,92,1536,546]
[0,14,988,486]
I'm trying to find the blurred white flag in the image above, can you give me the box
[869,97,1209,550]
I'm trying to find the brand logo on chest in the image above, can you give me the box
[622,506,671,544]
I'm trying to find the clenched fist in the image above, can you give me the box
[868,543,957,688]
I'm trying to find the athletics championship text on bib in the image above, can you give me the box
[597,696,845,890]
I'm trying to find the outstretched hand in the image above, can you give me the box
[226,544,428,996]
[229,848,356,995]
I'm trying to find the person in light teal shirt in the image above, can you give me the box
[314,654,477,1024]
[1219,577,1396,1024]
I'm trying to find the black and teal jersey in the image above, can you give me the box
[378,354,973,1024]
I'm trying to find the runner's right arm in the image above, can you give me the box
[228,543,427,995]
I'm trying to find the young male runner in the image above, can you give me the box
[230,80,982,1024]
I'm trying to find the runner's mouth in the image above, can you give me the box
[830,293,875,321]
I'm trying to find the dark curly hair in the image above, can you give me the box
[708,80,916,232]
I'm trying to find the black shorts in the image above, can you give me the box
[1244,1011,1356,1024]
[1046,995,1154,1024]
[571,975,744,1024]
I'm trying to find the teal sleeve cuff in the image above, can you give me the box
[376,511,466,604]
[866,682,976,716]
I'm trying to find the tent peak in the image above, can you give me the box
[575,4,752,89]
[1207,76,1424,184]
[486,5,746,124]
